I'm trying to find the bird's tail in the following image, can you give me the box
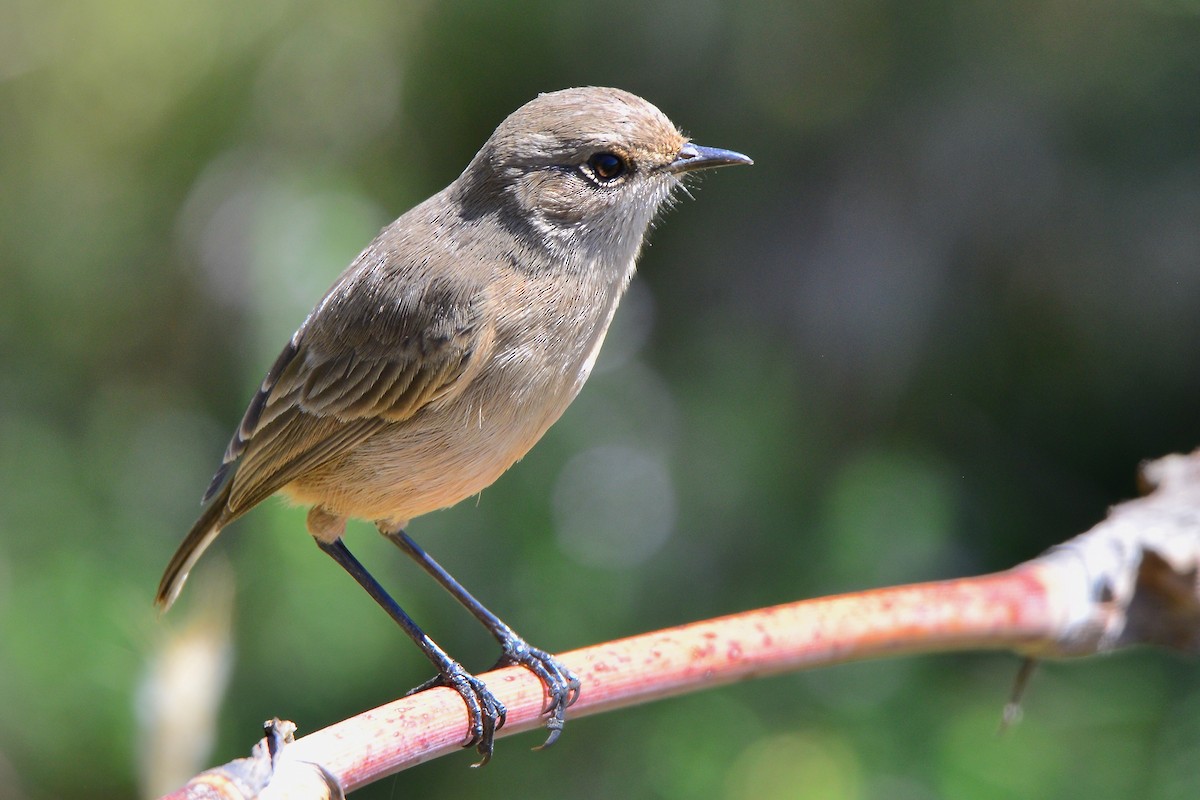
[156,481,233,612]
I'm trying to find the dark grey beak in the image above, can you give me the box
[666,143,754,174]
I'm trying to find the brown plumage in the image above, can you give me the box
[157,87,751,760]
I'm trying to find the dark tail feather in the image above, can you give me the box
[156,482,233,612]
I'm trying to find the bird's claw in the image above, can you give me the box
[408,640,579,761]
[494,639,581,750]
[410,663,507,766]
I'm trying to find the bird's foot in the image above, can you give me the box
[493,637,581,750]
[407,661,506,766]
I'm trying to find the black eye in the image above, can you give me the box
[587,152,627,182]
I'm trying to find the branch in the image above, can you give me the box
[159,449,1200,799]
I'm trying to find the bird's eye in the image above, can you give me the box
[587,152,627,183]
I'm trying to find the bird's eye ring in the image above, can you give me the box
[586,152,628,183]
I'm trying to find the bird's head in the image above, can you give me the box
[455,87,751,264]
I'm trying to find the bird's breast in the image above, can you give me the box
[486,263,627,417]
[289,259,632,526]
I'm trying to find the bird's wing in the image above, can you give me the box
[205,259,493,519]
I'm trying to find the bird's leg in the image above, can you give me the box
[380,527,581,749]
[315,537,505,765]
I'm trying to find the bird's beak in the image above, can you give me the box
[666,143,754,174]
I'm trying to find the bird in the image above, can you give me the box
[157,86,752,763]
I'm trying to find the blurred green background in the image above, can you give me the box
[3,0,1200,798]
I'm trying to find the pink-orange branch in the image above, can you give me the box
[160,449,1200,800]
[294,566,1057,793]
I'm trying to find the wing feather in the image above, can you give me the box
[200,253,493,520]
[227,412,390,515]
